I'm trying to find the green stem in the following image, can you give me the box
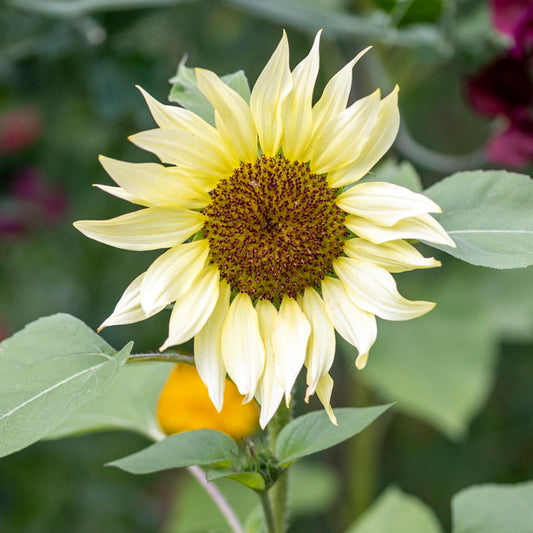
[267,402,292,533]
[258,490,277,533]
[125,352,194,365]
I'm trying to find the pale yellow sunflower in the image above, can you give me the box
[75,31,455,428]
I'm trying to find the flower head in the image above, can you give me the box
[75,32,454,427]
[157,363,258,439]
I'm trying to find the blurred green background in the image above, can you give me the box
[1,0,532,531]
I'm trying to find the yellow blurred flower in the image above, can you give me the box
[75,31,455,429]
[157,363,258,440]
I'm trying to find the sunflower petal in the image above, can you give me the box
[344,238,441,272]
[99,273,163,330]
[327,85,400,187]
[337,181,441,226]
[321,276,376,368]
[160,266,220,350]
[74,207,203,251]
[141,240,209,314]
[93,184,149,206]
[316,374,337,425]
[344,212,456,247]
[221,293,265,403]
[334,257,435,321]
[310,47,372,141]
[255,300,285,429]
[129,129,234,178]
[98,155,210,209]
[195,68,257,164]
[194,280,231,412]
[311,89,381,174]
[273,296,311,406]
[301,287,335,401]
[282,31,321,161]
[250,31,292,157]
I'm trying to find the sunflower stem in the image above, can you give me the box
[267,402,292,533]
[258,490,277,533]
[125,353,194,365]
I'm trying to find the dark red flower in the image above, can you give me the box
[466,54,533,119]
[487,118,533,166]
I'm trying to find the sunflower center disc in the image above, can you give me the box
[202,155,348,303]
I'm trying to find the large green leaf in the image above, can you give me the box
[47,362,170,441]
[275,406,392,465]
[0,313,132,458]
[362,159,423,192]
[354,259,533,438]
[425,170,533,269]
[108,429,238,474]
[168,61,250,126]
[452,481,533,533]
[346,486,442,533]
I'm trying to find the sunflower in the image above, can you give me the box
[75,31,454,428]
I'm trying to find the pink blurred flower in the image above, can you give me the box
[0,107,42,153]
[0,168,67,239]
[487,118,533,166]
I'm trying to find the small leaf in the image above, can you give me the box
[275,406,392,465]
[169,60,250,125]
[346,486,442,533]
[108,429,238,474]
[206,469,266,491]
[46,362,170,441]
[0,314,132,458]
[425,170,533,269]
[451,481,533,533]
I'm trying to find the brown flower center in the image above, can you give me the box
[202,155,347,303]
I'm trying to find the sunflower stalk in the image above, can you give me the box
[266,401,292,532]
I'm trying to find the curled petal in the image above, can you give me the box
[160,266,220,350]
[282,31,321,161]
[98,155,210,209]
[74,207,204,251]
[141,240,209,314]
[129,129,234,178]
[310,47,372,142]
[311,89,381,175]
[255,300,284,429]
[316,374,337,425]
[301,287,335,401]
[99,273,162,330]
[273,296,311,406]
[196,68,257,164]
[321,276,376,368]
[337,181,441,226]
[344,212,456,247]
[344,238,441,273]
[194,280,231,412]
[334,257,435,321]
[327,86,400,187]
[250,31,292,157]
[221,293,265,403]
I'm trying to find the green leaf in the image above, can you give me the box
[452,481,533,533]
[46,362,170,441]
[168,60,250,125]
[425,170,533,269]
[108,429,238,474]
[346,486,442,533]
[0,314,132,458]
[275,406,392,465]
[206,469,266,491]
[362,159,423,192]
[354,261,497,439]
[245,506,267,533]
